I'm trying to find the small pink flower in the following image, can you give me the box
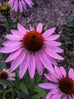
[39,66,74,99]
[8,0,34,12]
[0,68,16,81]
[0,23,64,78]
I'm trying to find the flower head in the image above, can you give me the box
[39,66,74,99]
[0,2,12,15]
[0,23,64,78]
[0,68,16,81]
[8,0,34,12]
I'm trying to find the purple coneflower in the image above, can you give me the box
[39,66,74,99]
[0,23,64,78]
[8,0,34,12]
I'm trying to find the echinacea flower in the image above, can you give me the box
[39,66,74,99]
[0,68,16,81]
[0,23,64,78]
[8,0,34,12]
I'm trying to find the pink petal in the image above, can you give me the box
[0,45,21,53]
[63,95,67,99]
[30,26,35,31]
[9,73,16,77]
[19,53,29,78]
[45,40,62,46]
[39,83,57,89]
[72,72,74,80]
[45,53,57,65]
[19,0,23,12]
[17,23,26,35]
[72,95,74,99]
[44,74,58,82]
[6,48,23,62]
[38,51,54,72]
[10,52,26,72]
[46,89,59,99]
[36,23,42,33]
[25,0,34,7]
[5,34,22,40]
[46,45,64,53]
[2,41,22,47]
[45,34,60,40]
[35,53,43,76]
[12,0,18,12]
[51,93,62,99]
[69,96,72,99]
[11,30,24,38]
[21,0,26,10]
[8,77,15,81]
[44,47,64,60]
[60,66,66,77]
[54,66,63,78]
[28,53,36,78]
[69,68,74,79]
[42,27,56,37]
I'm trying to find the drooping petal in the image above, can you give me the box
[35,53,43,76]
[45,34,60,41]
[63,95,67,99]
[45,40,62,46]
[38,51,54,72]
[42,27,56,37]
[44,47,64,60]
[46,89,59,99]
[36,23,42,33]
[19,53,29,78]
[0,45,21,53]
[6,48,23,62]
[46,45,64,53]
[25,0,34,7]
[2,41,22,47]
[10,52,26,72]
[39,83,57,89]
[19,0,23,12]
[12,0,18,12]
[28,53,36,78]
[21,0,26,10]
[5,34,22,40]
[11,29,24,38]
[51,93,62,99]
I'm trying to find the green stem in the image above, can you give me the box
[5,14,12,33]
[16,8,19,29]
[67,95,69,99]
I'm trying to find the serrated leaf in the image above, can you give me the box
[31,94,41,99]
[34,85,46,98]
[19,82,29,95]
[0,79,11,86]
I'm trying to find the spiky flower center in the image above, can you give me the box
[23,31,44,52]
[59,77,74,94]
[0,5,10,15]
[0,71,8,79]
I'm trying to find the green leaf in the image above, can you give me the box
[0,79,11,86]
[31,94,41,99]
[34,85,46,98]
[19,82,29,95]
